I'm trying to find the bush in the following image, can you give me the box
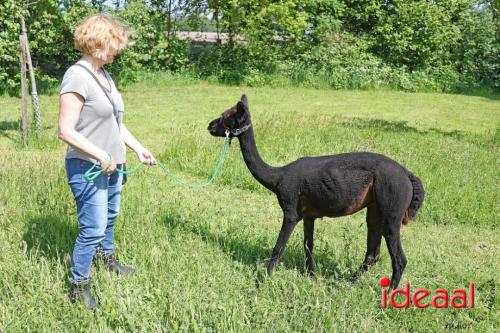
[0,0,497,94]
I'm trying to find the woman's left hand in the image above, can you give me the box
[135,147,157,165]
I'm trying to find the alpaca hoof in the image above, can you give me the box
[389,281,399,290]
[350,265,368,281]
[267,263,276,276]
[389,275,401,290]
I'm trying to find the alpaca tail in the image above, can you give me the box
[406,171,425,220]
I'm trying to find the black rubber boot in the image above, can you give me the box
[100,253,135,276]
[69,281,98,310]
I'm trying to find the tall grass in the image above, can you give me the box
[0,84,498,332]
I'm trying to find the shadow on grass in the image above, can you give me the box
[342,117,500,147]
[0,120,59,148]
[340,118,470,140]
[456,90,500,101]
[162,210,362,283]
[23,215,77,264]
[0,120,20,142]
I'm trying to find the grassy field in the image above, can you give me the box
[0,81,499,332]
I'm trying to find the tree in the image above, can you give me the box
[374,1,462,70]
[0,0,27,94]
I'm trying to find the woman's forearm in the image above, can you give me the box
[120,124,156,165]
[59,128,108,162]
[120,124,143,152]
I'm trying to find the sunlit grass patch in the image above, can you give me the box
[0,84,498,332]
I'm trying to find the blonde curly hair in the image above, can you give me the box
[74,14,130,61]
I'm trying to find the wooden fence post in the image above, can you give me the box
[19,34,29,145]
[20,15,41,133]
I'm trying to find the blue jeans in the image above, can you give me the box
[65,158,123,283]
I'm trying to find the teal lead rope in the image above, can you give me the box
[83,137,232,188]
[84,160,145,182]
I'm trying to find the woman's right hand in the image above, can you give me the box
[98,153,116,174]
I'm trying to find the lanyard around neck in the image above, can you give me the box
[74,63,120,126]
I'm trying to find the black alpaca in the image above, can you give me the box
[208,95,425,289]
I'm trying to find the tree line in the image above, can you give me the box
[0,0,498,94]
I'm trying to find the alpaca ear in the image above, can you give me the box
[240,94,249,109]
[236,101,246,115]
[236,101,247,121]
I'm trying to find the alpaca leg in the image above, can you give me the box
[362,204,382,271]
[379,205,409,288]
[383,221,407,289]
[373,165,412,289]
[267,214,300,276]
[303,217,315,276]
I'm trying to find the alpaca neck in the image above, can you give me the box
[237,126,281,192]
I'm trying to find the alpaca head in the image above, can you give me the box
[208,95,251,138]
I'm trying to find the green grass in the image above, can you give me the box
[0,82,499,332]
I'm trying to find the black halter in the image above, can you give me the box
[220,114,252,137]
[228,123,252,137]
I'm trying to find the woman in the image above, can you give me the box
[58,14,155,309]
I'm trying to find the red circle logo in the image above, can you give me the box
[379,276,390,287]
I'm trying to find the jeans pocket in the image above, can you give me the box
[78,160,96,172]
[66,159,90,185]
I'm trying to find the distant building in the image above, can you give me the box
[175,31,287,44]
[175,31,246,44]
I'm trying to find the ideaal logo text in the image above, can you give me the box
[379,276,475,309]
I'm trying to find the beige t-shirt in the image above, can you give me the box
[60,64,126,163]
